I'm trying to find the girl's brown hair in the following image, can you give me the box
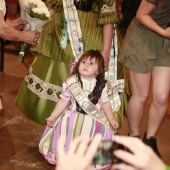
[75,50,105,78]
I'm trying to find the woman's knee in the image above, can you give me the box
[153,94,169,107]
[132,93,149,103]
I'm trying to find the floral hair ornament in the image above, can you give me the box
[68,60,77,77]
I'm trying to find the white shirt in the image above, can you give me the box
[0,0,6,15]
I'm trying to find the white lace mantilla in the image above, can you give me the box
[25,67,63,102]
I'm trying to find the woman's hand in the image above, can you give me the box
[7,17,28,30]
[101,50,110,66]
[112,136,166,170]
[56,134,102,170]
[22,30,40,45]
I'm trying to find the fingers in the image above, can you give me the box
[23,30,40,45]
[113,163,136,170]
[113,149,136,166]
[112,136,152,168]
[68,134,101,160]
[84,134,102,161]
[33,31,40,44]
[46,117,55,127]
[57,134,102,170]
[13,17,28,27]
[112,122,118,129]
[113,135,145,154]
[75,137,91,156]
[58,136,66,158]
[68,136,83,154]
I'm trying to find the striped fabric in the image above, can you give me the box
[39,111,114,169]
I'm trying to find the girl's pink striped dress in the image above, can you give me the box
[39,76,115,170]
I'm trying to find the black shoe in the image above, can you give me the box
[128,133,140,138]
[143,132,161,158]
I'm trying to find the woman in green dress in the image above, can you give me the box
[16,0,129,125]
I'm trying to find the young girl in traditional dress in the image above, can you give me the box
[39,50,118,170]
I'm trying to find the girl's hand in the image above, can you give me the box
[46,116,56,127]
[109,118,119,130]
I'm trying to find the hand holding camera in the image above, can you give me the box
[56,134,166,170]
[92,140,129,165]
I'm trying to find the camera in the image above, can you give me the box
[92,140,127,165]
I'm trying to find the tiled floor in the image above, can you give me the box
[0,41,170,170]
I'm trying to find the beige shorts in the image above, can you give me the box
[118,20,170,73]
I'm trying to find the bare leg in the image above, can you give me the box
[128,69,151,136]
[147,67,170,138]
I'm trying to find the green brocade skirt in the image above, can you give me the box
[16,55,71,124]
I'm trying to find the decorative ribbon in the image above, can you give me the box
[66,75,115,132]
[60,20,68,49]
[105,26,124,112]
[62,0,83,61]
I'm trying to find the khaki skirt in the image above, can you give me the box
[118,20,170,73]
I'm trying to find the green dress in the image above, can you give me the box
[16,0,129,125]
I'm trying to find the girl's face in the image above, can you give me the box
[78,57,98,79]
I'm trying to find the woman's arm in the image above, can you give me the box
[0,11,40,44]
[101,24,114,65]
[6,17,28,30]
[136,0,170,39]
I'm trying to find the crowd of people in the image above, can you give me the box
[0,0,170,169]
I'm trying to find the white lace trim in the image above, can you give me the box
[25,67,63,102]
[101,4,116,13]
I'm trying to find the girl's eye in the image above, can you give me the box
[90,62,94,65]
[82,60,86,64]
